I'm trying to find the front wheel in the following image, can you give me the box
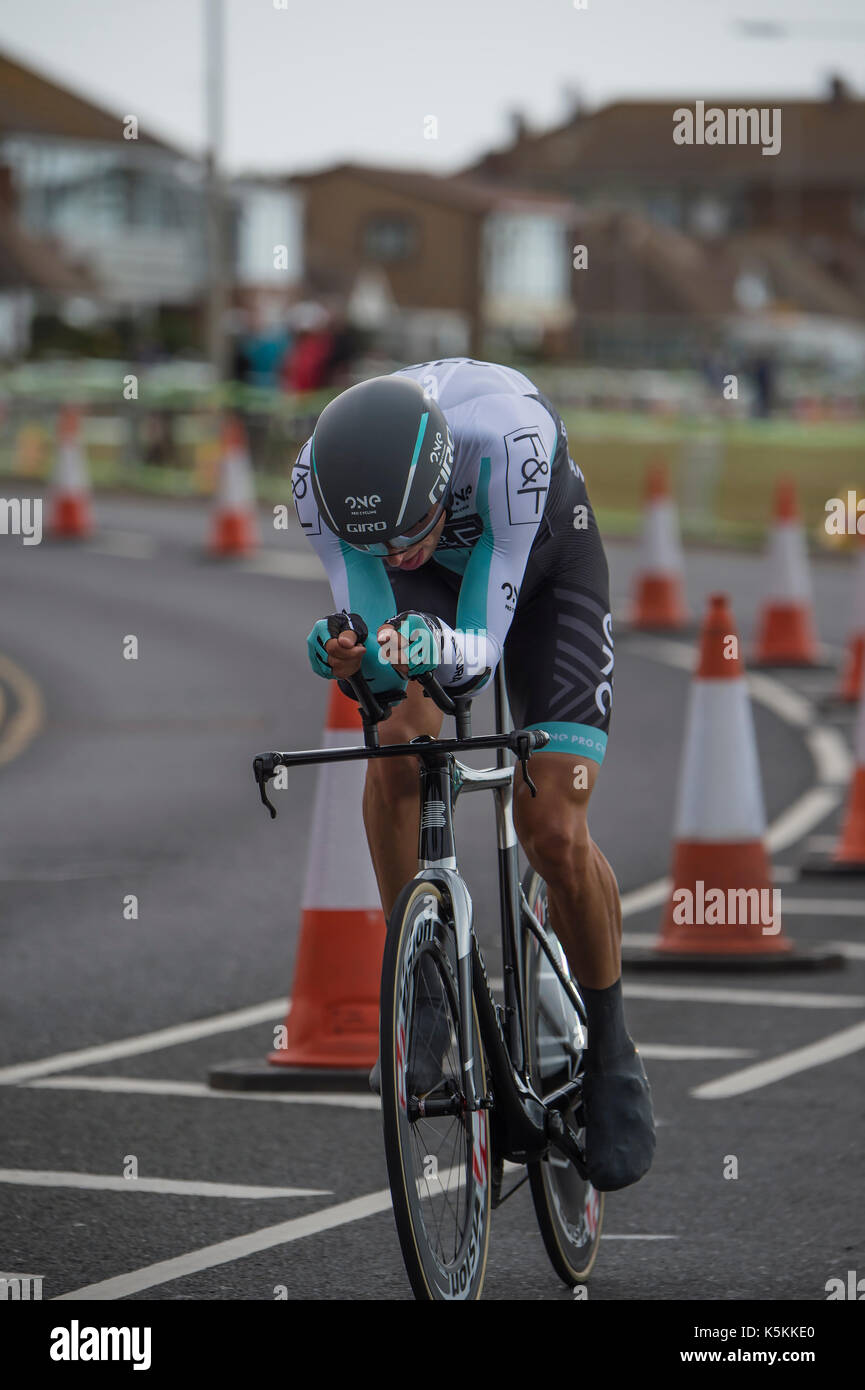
[522,869,604,1286]
[380,878,491,1300]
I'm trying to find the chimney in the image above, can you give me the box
[827,73,851,104]
[508,109,528,145]
[0,165,16,213]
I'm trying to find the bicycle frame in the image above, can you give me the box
[252,664,588,1173]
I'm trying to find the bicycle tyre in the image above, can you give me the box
[380,878,492,1301]
[522,869,604,1286]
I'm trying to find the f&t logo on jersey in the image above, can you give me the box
[504,427,550,525]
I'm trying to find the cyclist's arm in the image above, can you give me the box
[292,442,406,693]
[437,408,557,687]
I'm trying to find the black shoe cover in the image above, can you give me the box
[581,1047,656,1191]
[580,977,656,1192]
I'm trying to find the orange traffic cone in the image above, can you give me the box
[49,407,92,539]
[628,595,837,969]
[802,676,865,876]
[835,539,865,705]
[209,684,387,1090]
[751,480,821,667]
[207,415,258,556]
[629,459,689,630]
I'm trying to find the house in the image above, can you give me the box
[290,163,577,359]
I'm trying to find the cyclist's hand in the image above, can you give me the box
[307,618,365,680]
[378,612,440,680]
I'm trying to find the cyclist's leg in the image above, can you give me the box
[506,472,655,1191]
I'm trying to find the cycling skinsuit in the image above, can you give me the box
[292,358,614,763]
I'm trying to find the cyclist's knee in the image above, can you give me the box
[519,810,591,887]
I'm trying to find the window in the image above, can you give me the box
[362,215,416,262]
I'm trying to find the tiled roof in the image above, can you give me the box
[467,97,865,186]
[0,51,184,153]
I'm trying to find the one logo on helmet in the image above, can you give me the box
[345,494,381,516]
[428,429,454,504]
[346,521,388,533]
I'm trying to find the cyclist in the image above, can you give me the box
[292,359,655,1192]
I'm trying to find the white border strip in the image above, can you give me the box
[54,1187,395,1300]
[692,1020,865,1099]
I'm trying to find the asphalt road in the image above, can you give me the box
[1,486,863,1302]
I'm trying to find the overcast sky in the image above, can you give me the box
[1,0,863,173]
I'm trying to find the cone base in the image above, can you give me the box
[624,946,845,973]
[50,496,92,538]
[657,841,794,957]
[751,603,821,667]
[208,511,258,556]
[269,907,384,1070]
[207,1059,373,1093]
[799,855,865,877]
[629,575,689,630]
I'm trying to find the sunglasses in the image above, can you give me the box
[347,499,448,556]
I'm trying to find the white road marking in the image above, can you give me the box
[771,865,799,882]
[765,788,842,852]
[600,1234,678,1240]
[832,941,865,960]
[0,999,285,1085]
[86,531,156,560]
[624,983,865,1009]
[806,727,854,785]
[0,1170,329,1199]
[809,834,843,851]
[621,880,669,917]
[780,898,864,916]
[636,1044,755,1060]
[28,1076,380,1110]
[692,1020,865,1099]
[243,550,326,582]
[54,1187,396,1300]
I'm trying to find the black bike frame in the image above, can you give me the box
[253,665,588,1170]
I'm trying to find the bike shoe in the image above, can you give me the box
[368,1055,381,1095]
[581,1047,656,1192]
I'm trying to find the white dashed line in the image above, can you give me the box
[28,1076,380,1110]
[0,1170,329,1199]
[624,983,865,1009]
[0,1000,285,1085]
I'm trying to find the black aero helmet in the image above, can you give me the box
[310,375,454,549]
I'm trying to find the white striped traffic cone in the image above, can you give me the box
[209,684,387,1090]
[207,415,259,556]
[751,479,821,667]
[49,406,92,539]
[835,538,865,705]
[629,459,689,630]
[623,593,826,971]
